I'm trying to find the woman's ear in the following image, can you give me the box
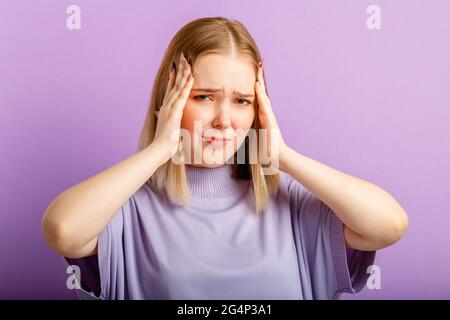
[154,109,159,118]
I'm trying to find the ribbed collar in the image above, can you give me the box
[185,164,249,198]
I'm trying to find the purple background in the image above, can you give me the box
[1,0,449,299]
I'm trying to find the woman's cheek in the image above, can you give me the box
[231,107,255,131]
[181,104,202,131]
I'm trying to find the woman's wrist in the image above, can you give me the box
[278,143,293,173]
[145,141,172,167]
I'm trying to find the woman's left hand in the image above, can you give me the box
[254,59,287,166]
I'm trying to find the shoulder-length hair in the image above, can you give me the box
[137,17,280,214]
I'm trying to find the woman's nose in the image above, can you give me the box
[212,105,231,129]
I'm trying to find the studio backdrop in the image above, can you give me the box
[1,0,449,299]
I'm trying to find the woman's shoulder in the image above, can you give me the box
[134,181,169,205]
[274,170,311,207]
[277,170,300,193]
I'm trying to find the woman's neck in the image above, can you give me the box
[184,164,248,198]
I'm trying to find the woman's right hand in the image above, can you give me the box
[152,52,194,162]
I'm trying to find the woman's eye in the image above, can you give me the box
[236,99,251,106]
[194,95,211,102]
[193,95,251,106]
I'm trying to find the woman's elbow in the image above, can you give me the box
[41,203,79,257]
[41,209,67,254]
[382,209,409,247]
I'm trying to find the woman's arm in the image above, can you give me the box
[254,59,408,252]
[41,52,194,259]
[279,146,409,251]
[41,143,168,258]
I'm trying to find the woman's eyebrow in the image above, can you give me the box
[191,88,255,98]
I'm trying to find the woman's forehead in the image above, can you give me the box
[192,55,256,94]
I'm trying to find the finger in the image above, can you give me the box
[173,74,194,114]
[255,82,267,118]
[258,61,267,95]
[165,66,193,113]
[168,65,176,92]
[255,81,266,111]
[176,57,191,93]
[257,81,273,119]
[173,53,186,91]
[162,68,175,106]
[162,55,187,110]
[257,65,271,108]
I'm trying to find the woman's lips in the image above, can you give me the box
[202,136,232,147]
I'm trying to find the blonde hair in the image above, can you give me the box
[137,17,280,214]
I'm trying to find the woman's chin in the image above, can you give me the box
[181,143,238,167]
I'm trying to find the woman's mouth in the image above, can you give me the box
[202,135,232,147]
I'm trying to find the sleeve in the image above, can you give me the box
[63,254,102,300]
[284,172,376,299]
[62,197,129,300]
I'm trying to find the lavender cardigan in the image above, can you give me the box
[63,164,375,300]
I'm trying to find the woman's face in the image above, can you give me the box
[180,53,256,168]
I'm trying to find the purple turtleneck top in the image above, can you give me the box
[63,164,375,300]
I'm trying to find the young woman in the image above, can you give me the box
[41,17,408,300]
